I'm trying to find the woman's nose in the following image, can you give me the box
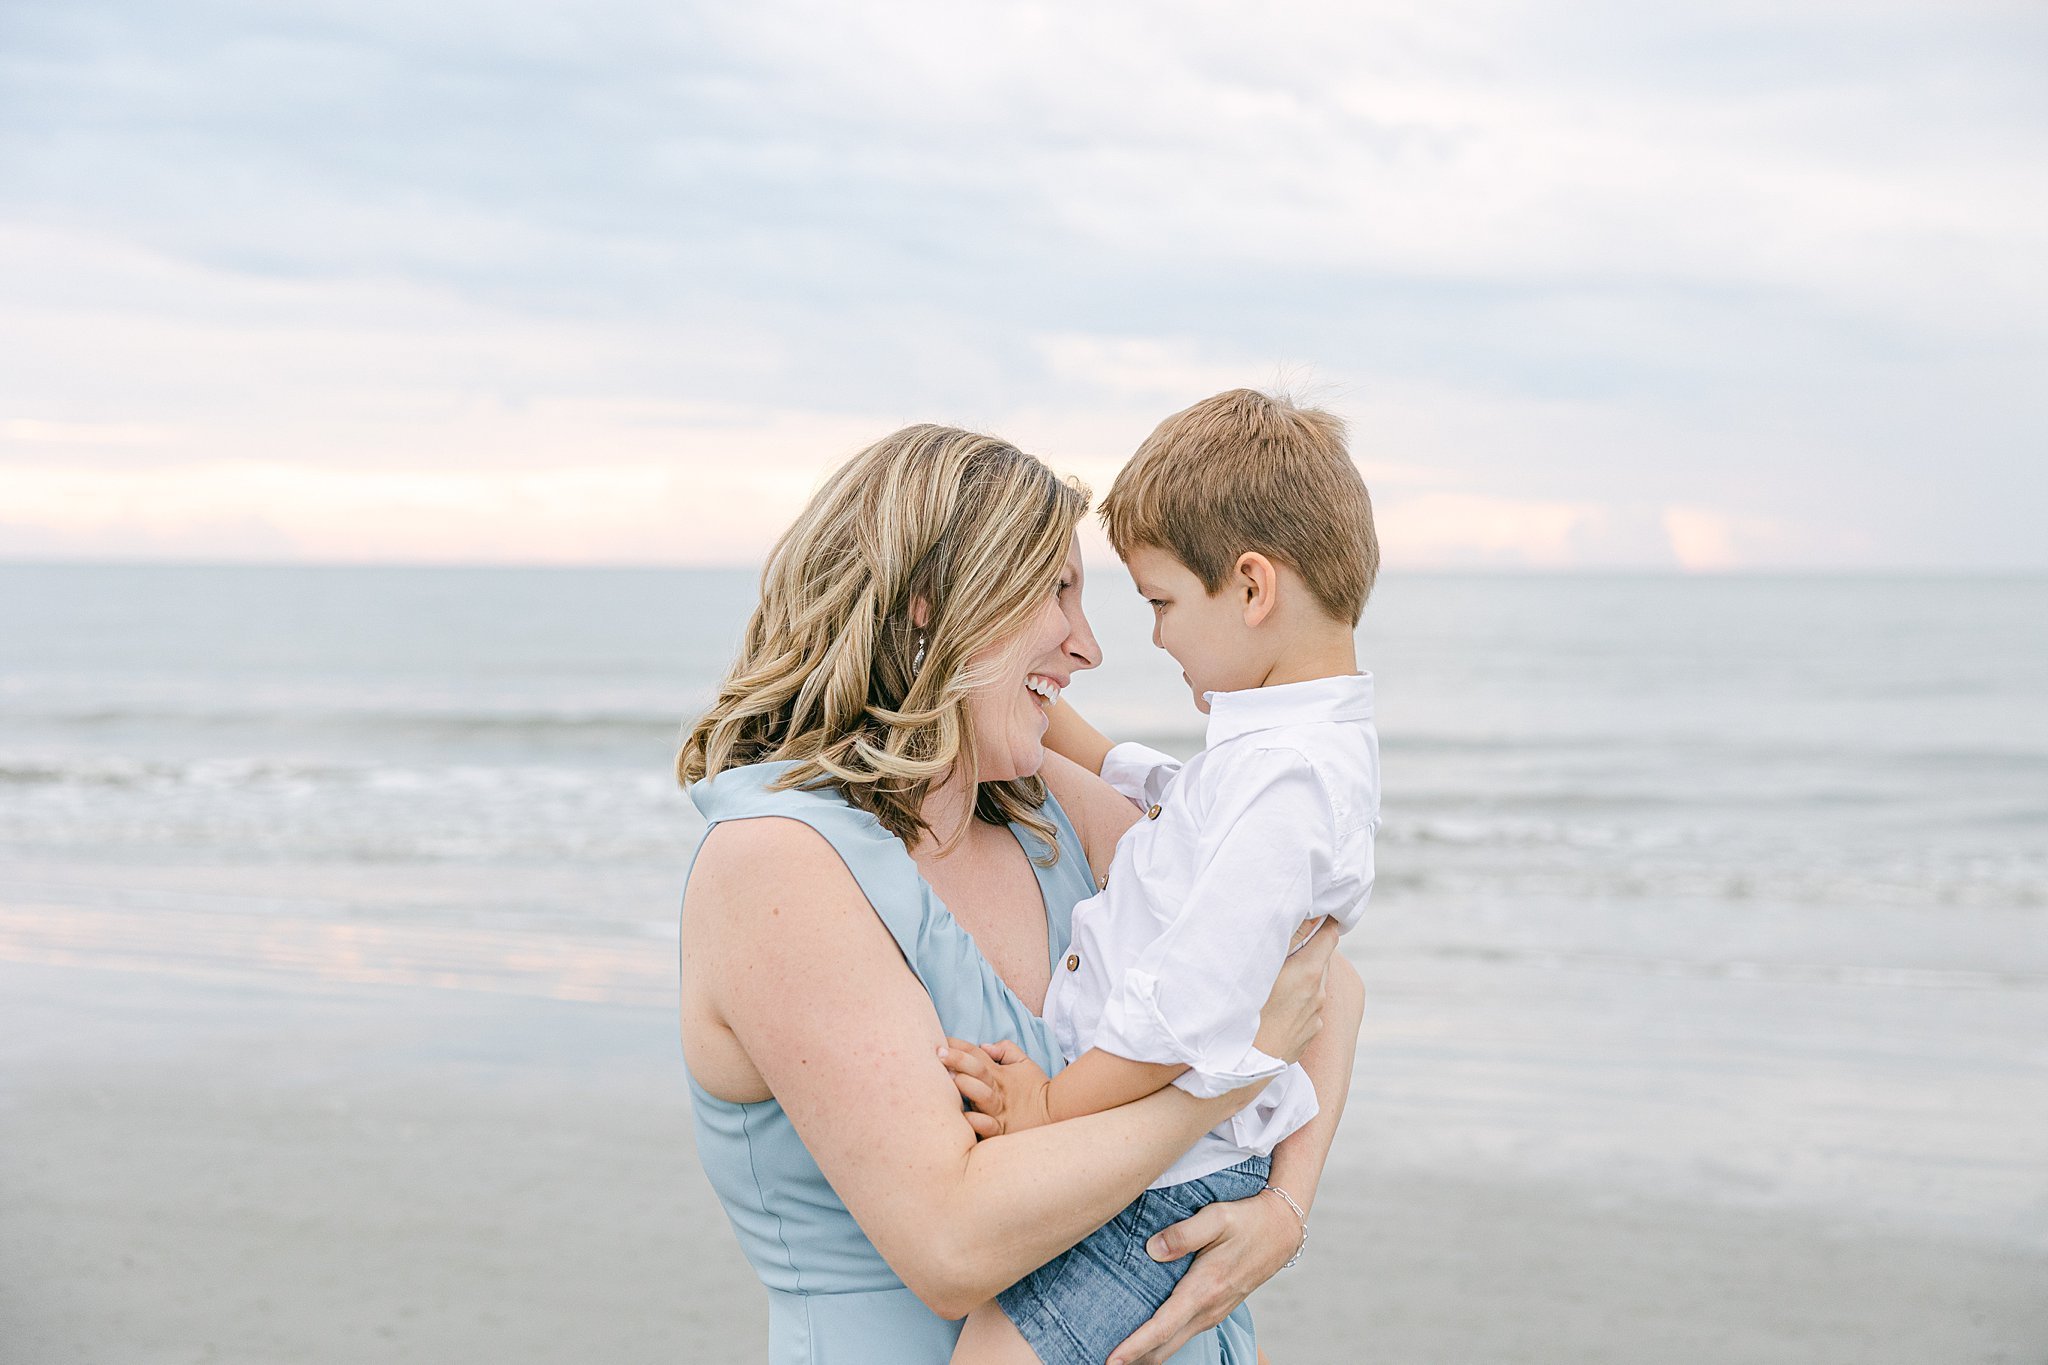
[1064,605,1103,671]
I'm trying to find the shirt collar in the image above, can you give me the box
[1203,673,1374,746]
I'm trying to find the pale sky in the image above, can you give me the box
[2,0,2044,570]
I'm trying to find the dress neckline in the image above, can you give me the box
[903,818,1060,1014]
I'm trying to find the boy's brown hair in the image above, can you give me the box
[1101,389,1379,625]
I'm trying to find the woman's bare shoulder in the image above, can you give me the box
[689,815,856,909]
[1038,750,1141,878]
[686,815,918,1014]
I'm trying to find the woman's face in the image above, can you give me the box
[965,541,1101,783]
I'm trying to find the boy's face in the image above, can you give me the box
[1123,543,1263,713]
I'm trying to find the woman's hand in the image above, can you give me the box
[1253,919,1337,1065]
[1105,1185,1304,1365]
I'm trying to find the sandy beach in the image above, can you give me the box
[5,906,2042,1365]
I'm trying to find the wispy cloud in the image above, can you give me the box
[2,0,2042,567]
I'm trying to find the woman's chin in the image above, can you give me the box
[971,737,1042,784]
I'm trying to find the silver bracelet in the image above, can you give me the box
[1261,1183,1309,1269]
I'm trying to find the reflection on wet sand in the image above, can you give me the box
[0,904,676,1009]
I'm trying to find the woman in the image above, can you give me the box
[677,425,1364,1364]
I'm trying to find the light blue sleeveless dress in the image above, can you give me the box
[684,761,1257,1365]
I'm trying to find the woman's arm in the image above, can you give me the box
[1108,943,1366,1365]
[1264,948,1363,1216]
[691,815,1275,1319]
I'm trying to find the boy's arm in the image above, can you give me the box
[1042,969,1335,1120]
[1044,697,1185,809]
[1043,697,1115,775]
[1046,1049,1186,1123]
[940,1041,1183,1134]
[943,941,1337,1132]
[1044,934,1344,1122]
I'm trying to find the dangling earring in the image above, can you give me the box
[912,632,927,676]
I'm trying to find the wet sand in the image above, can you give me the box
[4,949,2043,1365]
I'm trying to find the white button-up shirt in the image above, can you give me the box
[1046,673,1379,1189]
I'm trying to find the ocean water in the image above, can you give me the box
[3,564,2045,1240]
[3,564,2042,917]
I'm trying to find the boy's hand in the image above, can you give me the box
[939,1038,1054,1137]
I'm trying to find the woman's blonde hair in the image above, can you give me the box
[678,424,1090,857]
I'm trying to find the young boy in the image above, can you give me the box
[941,389,1381,1365]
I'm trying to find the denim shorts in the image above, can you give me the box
[995,1155,1270,1365]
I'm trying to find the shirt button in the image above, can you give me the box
[1146,804,1162,820]
[1065,953,1081,972]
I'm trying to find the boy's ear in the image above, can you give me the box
[1235,552,1279,628]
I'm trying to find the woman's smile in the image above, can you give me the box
[1025,673,1065,711]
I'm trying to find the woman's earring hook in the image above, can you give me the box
[912,632,927,676]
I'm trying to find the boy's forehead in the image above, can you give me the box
[1123,542,1192,589]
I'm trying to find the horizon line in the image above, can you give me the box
[3,555,2043,579]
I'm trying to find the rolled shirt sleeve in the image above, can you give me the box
[1229,1061,1320,1151]
[1090,745,1336,1098]
[1098,741,1184,812]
